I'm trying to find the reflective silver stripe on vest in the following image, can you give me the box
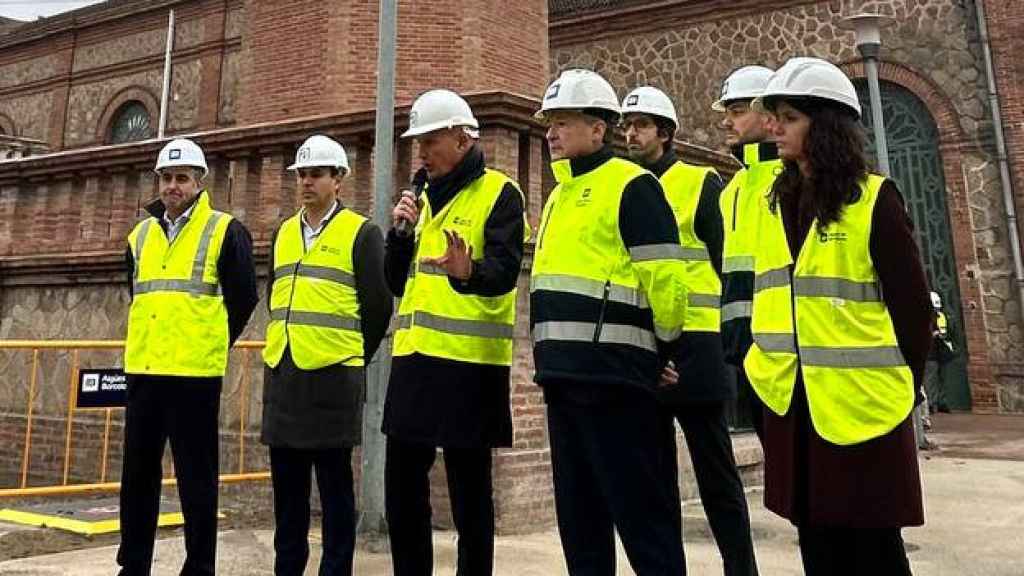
[270,308,361,331]
[396,311,513,339]
[793,276,881,302]
[133,213,224,297]
[192,214,225,282]
[133,219,153,281]
[678,247,710,261]
[134,279,219,296]
[800,346,907,368]
[721,300,752,323]
[655,324,682,342]
[417,263,449,277]
[530,274,649,309]
[723,255,755,274]
[753,266,790,293]
[628,243,686,262]
[532,321,657,353]
[688,292,720,309]
[275,264,355,287]
[752,332,797,354]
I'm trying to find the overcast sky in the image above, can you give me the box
[0,0,107,21]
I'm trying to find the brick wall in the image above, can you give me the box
[238,0,549,125]
[0,0,241,150]
[983,0,1024,405]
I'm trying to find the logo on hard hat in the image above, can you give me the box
[298,147,311,162]
[625,95,639,107]
[169,149,181,160]
[409,110,419,127]
[720,81,730,98]
[545,84,561,100]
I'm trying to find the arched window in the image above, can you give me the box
[108,101,153,144]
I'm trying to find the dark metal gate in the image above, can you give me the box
[857,80,971,409]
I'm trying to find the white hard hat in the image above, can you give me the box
[712,65,775,111]
[930,291,942,309]
[621,86,678,129]
[154,138,208,178]
[288,134,350,174]
[752,57,862,119]
[536,69,620,121]
[401,89,479,138]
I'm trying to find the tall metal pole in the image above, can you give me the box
[359,0,397,539]
[157,9,175,139]
[862,49,891,177]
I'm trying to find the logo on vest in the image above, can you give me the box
[320,244,342,256]
[451,216,473,227]
[576,188,592,207]
[818,230,848,244]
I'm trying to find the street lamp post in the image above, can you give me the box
[841,12,893,177]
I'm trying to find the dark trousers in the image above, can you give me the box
[117,376,222,576]
[385,437,495,576]
[546,386,685,576]
[270,446,356,576]
[798,526,913,576]
[664,403,758,576]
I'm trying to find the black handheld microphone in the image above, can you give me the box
[396,167,428,238]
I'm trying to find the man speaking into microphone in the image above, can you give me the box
[382,89,528,576]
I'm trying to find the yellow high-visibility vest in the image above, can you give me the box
[532,156,687,362]
[125,191,232,377]
[263,208,366,370]
[661,161,721,333]
[394,169,527,366]
[744,174,914,445]
[719,143,783,334]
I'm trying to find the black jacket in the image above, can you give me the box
[261,205,392,449]
[642,151,734,405]
[381,145,524,448]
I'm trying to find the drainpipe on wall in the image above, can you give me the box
[974,0,1024,327]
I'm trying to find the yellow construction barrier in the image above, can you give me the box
[0,340,269,498]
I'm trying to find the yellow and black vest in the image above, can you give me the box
[719,142,782,364]
[531,156,687,387]
[744,174,915,445]
[263,207,367,370]
[125,191,232,377]
[661,161,721,333]
[394,169,526,366]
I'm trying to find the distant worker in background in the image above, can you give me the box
[926,290,955,416]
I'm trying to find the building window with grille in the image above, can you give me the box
[108,101,153,144]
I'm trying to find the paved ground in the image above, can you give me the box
[1,413,1022,575]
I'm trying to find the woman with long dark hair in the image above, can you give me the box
[743,57,932,574]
